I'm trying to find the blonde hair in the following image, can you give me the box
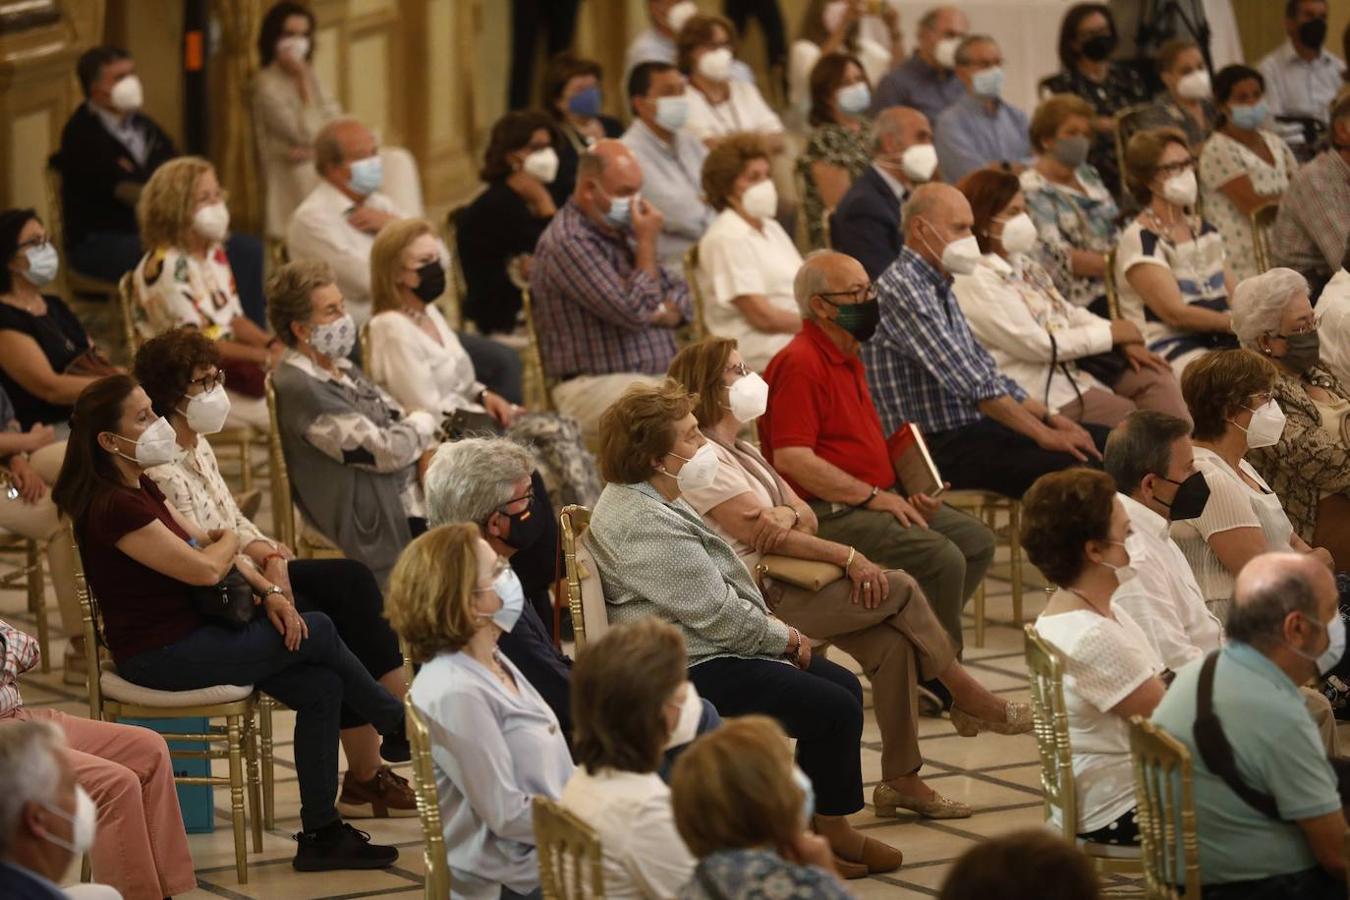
[369,218,435,315]
[138,156,214,250]
[385,522,482,661]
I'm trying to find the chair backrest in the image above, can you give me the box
[264,376,297,549]
[1130,717,1201,900]
[681,245,709,342]
[1250,202,1279,275]
[519,287,556,411]
[43,161,65,252]
[1104,247,1121,320]
[359,321,373,373]
[116,272,145,353]
[406,695,451,899]
[1024,624,1078,838]
[1114,103,1158,185]
[532,795,606,900]
[821,208,833,250]
[68,525,106,719]
[560,505,608,652]
[441,203,471,330]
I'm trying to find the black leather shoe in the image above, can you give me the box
[293,822,399,871]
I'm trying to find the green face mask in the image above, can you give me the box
[826,297,880,342]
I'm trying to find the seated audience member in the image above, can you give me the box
[937,830,1100,900]
[1172,349,1334,621]
[870,6,967,124]
[1198,65,1300,282]
[543,53,625,207]
[933,35,1032,185]
[761,252,996,655]
[1144,39,1218,150]
[267,260,439,585]
[789,0,903,120]
[57,47,265,324]
[386,523,574,898]
[133,327,415,819]
[1025,468,1168,846]
[0,209,120,435]
[529,140,692,447]
[798,53,875,249]
[1020,94,1120,314]
[1318,244,1350,386]
[831,106,937,280]
[671,337,1028,804]
[1152,552,1349,899]
[1116,128,1237,379]
[954,168,1187,428]
[366,219,598,511]
[561,619,697,897]
[679,15,786,150]
[456,111,558,335]
[0,722,127,900]
[1271,92,1350,296]
[132,157,274,431]
[1,621,195,900]
[622,62,714,273]
[1257,0,1344,144]
[865,184,1105,500]
[670,717,852,899]
[1231,269,1350,569]
[697,135,802,371]
[625,0,703,81]
[1040,3,1149,199]
[589,382,903,876]
[51,375,407,871]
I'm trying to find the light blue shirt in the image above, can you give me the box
[933,94,1032,185]
[622,119,714,271]
[410,650,575,900]
[1151,642,1340,885]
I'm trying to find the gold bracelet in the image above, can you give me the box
[845,546,856,571]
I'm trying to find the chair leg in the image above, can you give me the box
[260,695,275,831]
[226,715,249,884]
[245,713,263,852]
[238,435,252,492]
[1010,503,1024,626]
[972,577,986,649]
[27,541,49,673]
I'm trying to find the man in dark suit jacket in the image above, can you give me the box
[831,106,937,280]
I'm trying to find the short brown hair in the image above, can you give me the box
[808,52,866,127]
[1029,93,1095,155]
[1156,38,1200,74]
[939,830,1099,900]
[267,259,335,346]
[370,218,435,315]
[668,337,737,428]
[596,379,698,484]
[133,327,222,419]
[543,53,603,119]
[1181,349,1277,442]
[138,156,214,250]
[572,619,688,775]
[957,168,1022,255]
[670,716,802,857]
[1123,127,1189,205]
[700,134,769,212]
[676,14,738,74]
[1020,468,1117,587]
[385,522,482,661]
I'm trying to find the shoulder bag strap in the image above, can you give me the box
[1192,650,1283,820]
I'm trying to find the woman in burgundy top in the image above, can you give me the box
[51,374,407,873]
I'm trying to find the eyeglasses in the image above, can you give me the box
[1280,315,1321,337]
[816,284,877,306]
[495,488,534,516]
[725,362,751,378]
[1155,159,1194,176]
[187,369,226,392]
[17,237,51,252]
[1247,391,1274,406]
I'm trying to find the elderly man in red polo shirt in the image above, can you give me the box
[761,251,994,670]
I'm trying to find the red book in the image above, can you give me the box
[887,422,944,498]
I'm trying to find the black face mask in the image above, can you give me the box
[1297,17,1327,50]
[412,260,447,303]
[494,491,548,550]
[1155,471,1211,521]
[1080,33,1116,62]
[827,298,881,343]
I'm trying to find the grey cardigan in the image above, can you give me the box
[587,481,791,667]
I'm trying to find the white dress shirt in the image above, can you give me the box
[1316,270,1350,388]
[285,179,403,324]
[411,650,574,900]
[683,82,784,143]
[560,767,694,899]
[1257,40,1346,126]
[1112,493,1223,671]
[367,306,486,416]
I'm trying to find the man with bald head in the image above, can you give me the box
[530,138,691,445]
[761,251,994,689]
[1152,552,1349,898]
[871,6,968,124]
[831,107,937,280]
[864,183,1105,500]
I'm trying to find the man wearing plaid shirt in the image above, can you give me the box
[863,183,1106,499]
[1273,93,1350,299]
[530,139,692,446]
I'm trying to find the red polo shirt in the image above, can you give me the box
[759,320,896,501]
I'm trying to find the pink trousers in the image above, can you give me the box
[2,707,197,900]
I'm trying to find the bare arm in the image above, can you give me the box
[707,491,852,567]
[1126,264,1232,333]
[771,445,874,506]
[1109,677,1167,719]
[1216,174,1278,218]
[114,520,239,586]
[1070,249,1108,278]
[1206,526,1270,579]
[0,332,99,405]
[1296,811,1349,879]
[810,161,854,211]
[730,295,802,335]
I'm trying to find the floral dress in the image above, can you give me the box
[676,849,852,900]
[1198,130,1299,281]
[1020,164,1121,313]
[797,121,872,249]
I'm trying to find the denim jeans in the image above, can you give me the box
[118,611,404,832]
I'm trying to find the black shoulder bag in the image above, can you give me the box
[190,568,257,628]
[1192,651,1282,820]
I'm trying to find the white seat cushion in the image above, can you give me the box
[100,660,252,707]
[574,534,609,643]
[1077,838,1142,860]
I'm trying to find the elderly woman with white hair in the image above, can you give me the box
[1231,268,1350,569]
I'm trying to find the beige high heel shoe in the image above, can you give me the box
[950,701,1033,737]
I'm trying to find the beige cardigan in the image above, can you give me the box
[251,63,340,238]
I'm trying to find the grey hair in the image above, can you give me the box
[266,259,336,347]
[917,8,943,31]
[1103,410,1191,497]
[871,107,908,153]
[0,721,65,858]
[953,34,995,67]
[313,116,364,174]
[1229,268,1308,347]
[793,250,836,318]
[900,182,945,232]
[1227,553,1322,648]
[424,437,536,527]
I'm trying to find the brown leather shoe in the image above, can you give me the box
[830,854,869,879]
[834,835,904,875]
[336,766,418,819]
[873,782,972,819]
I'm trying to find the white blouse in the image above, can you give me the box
[366,306,487,416]
[683,81,784,142]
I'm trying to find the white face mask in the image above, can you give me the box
[1290,613,1347,678]
[899,143,939,183]
[941,235,982,275]
[1175,69,1212,100]
[998,212,1038,256]
[725,372,769,422]
[180,384,232,435]
[662,682,703,750]
[521,147,560,183]
[697,47,734,83]
[1102,539,1137,587]
[109,415,178,469]
[109,74,144,113]
[933,36,961,69]
[662,442,719,493]
[278,35,310,63]
[740,179,778,220]
[39,786,97,858]
[666,0,698,33]
[1160,169,1198,207]
[193,202,230,242]
[1235,399,1286,449]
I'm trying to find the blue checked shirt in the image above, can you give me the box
[863,246,1026,436]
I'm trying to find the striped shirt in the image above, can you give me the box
[529,201,690,380]
[0,619,39,717]
[1272,149,1350,284]
[1114,219,1232,361]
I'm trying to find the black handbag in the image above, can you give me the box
[438,408,503,442]
[190,568,257,628]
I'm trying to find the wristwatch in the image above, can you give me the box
[263,585,285,599]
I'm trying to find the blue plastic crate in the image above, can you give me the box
[119,716,215,834]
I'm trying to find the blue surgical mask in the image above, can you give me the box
[971,66,1005,99]
[836,82,871,115]
[22,242,59,287]
[485,567,525,633]
[602,191,632,229]
[568,85,603,118]
[654,95,690,131]
[347,155,383,195]
[1229,101,1268,131]
[791,765,815,828]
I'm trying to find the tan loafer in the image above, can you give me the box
[950,701,1034,737]
[830,854,869,879]
[873,782,972,820]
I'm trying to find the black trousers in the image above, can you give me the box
[508,0,581,110]
[724,0,788,67]
[689,655,864,816]
[1199,867,1344,900]
[926,416,1109,501]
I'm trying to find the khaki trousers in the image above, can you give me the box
[552,373,665,451]
[0,442,80,634]
[766,569,957,780]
